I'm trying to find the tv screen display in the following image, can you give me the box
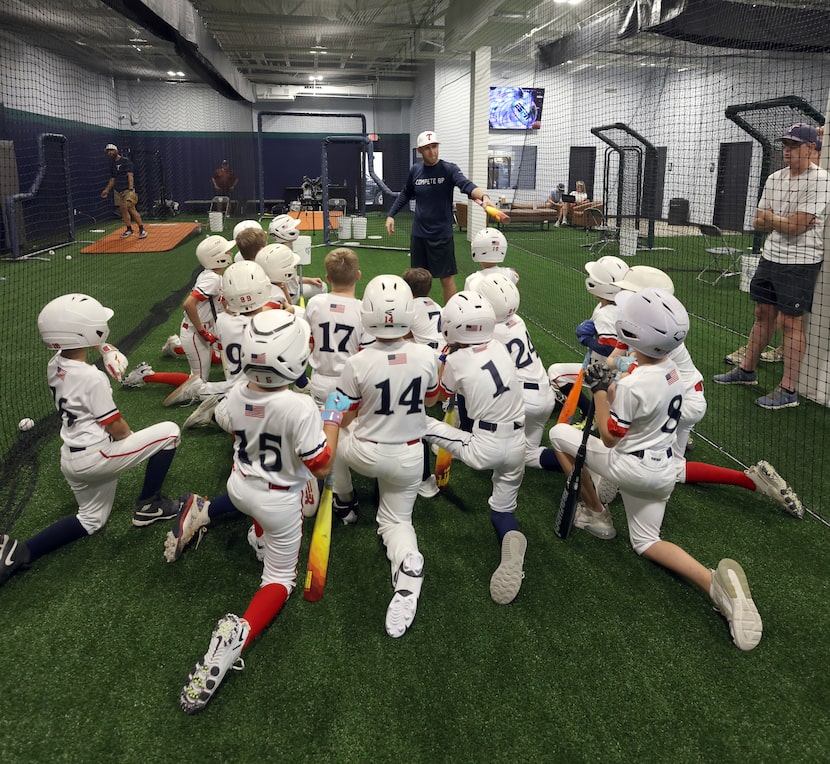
[489,87,544,130]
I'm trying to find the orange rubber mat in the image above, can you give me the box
[81,222,202,254]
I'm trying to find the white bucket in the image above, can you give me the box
[740,254,759,292]
[289,200,301,212]
[619,228,638,258]
[352,216,367,239]
[294,235,312,266]
[208,211,223,232]
[338,216,352,239]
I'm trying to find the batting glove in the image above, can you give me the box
[198,328,219,345]
[321,391,350,426]
[575,319,596,345]
[99,343,128,382]
[614,355,638,374]
[585,360,616,393]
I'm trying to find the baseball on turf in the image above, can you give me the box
[66,255,72,260]
[18,418,35,431]
[48,249,55,255]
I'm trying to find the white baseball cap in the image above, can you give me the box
[417,130,439,148]
[105,143,118,151]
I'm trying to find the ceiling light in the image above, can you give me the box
[167,70,177,76]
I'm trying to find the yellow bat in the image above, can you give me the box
[473,198,510,224]
[434,396,457,489]
[303,474,333,601]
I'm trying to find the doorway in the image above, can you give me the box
[713,141,752,232]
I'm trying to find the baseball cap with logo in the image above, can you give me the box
[557,183,565,190]
[779,123,818,145]
[417,131,439,148]
[105,143,118,151]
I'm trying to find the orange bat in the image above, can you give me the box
[473,198,510,224]
[303,475,333,601]
[557,350,592,425]
[434,397,456,489]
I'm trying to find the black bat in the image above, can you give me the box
[554,399,596,539]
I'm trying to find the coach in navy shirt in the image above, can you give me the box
[386,131,491,303]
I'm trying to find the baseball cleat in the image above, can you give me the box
[745,461,804,518]
[595,477,619,506]
[574,501,616,540]
[0,534,31,586]
[161,334,183,357]
[138,229,148,239]
[119,228,134,238]
[709,558,763,651]
[489,529,526,605]
[132,493,178,526]
[121,361,154,388]
[246,524,265,562]
[754,386,798,410]
[418,475,440,498]
[385,551,424,638]
[713,367,757,385]
[333,493,359,525]
[183,394,222,430]
[164,374,204,407]
[180,613,249,714]
[164,494,212,562]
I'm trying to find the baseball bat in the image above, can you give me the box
[473,198,510,224]
[303,473,333,601]
[557,349,592,425]
[554,399,596,540]
[434,396,457,489]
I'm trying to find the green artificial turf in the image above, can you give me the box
[1,214,828,762]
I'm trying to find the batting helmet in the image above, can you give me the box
[38,293,113,349]
[615,288,689,358]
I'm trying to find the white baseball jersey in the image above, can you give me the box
[590,301,620,359]
[225,383,328,488]
[216,310,257,382]
[409,296,443,349]
[304,293,364,377]
[493,314,547,388]
[464,266,519,292]
[442,340,525,426]
[266,284,290,309]
[337,339,439,444]
[183,269,223,329]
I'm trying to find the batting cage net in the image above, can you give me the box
[1,0,830,535]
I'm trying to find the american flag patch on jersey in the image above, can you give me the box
[245,403,265,418]
[665,368,680,385]
[388,353,407,365]
[250,352,265,363]
[330,303,345,313]
[56,366,67,380]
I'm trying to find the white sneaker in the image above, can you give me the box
[709,559,763,651]
[418,475,440,498]
[183,394,222,430]
[574,501,616,540]
[164,374,204,407]
[595,477,619,506]
[489,529,526,605]
[161,334,182,357]
[745,460,804,518]
[385,551,424,638]
[121,361,154,388]
[554,220,561,227]
[164,494,211,562]
[246,524,265,562]
[180,614,249,714]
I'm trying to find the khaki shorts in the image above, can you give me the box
[114,189,138,207]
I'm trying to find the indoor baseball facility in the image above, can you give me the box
[1,0,829,759]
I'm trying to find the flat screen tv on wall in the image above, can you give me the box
[489,87,544,130]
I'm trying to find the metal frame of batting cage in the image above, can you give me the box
[725,95,825,254]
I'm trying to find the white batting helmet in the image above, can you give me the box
[242,310,311,388]
[38,293,114,349]
[584,256,630,300]
[268,214,302,242]
[255,243,301,284]
[613,265,674,295]
[232,219,262,241]
[441,290,496,345]
[471,227,508,263]
[615,288,688,358]
[222,261,271,314]
[473,271,520,322]
[361,275,416,339]
[196,235,235,270]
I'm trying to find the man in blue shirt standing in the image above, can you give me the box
[386,131,492,303]
[101,143,147,240]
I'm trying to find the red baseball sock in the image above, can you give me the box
[144,371,190,386]
[253,520,264,537]
[242,583,288,648]
[684,462,755,490]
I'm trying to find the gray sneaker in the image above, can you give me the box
[489,530,526,605]
[745,460,804,518]
[713,366,757,385]
[709,559,762,651]
[755,386,798,410]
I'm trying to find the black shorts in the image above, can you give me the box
[410,236,457,279]
[749,257,822,315]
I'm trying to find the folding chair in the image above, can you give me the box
[697,224,743,285]
[208,195,231,215]
[581,208,618,255]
